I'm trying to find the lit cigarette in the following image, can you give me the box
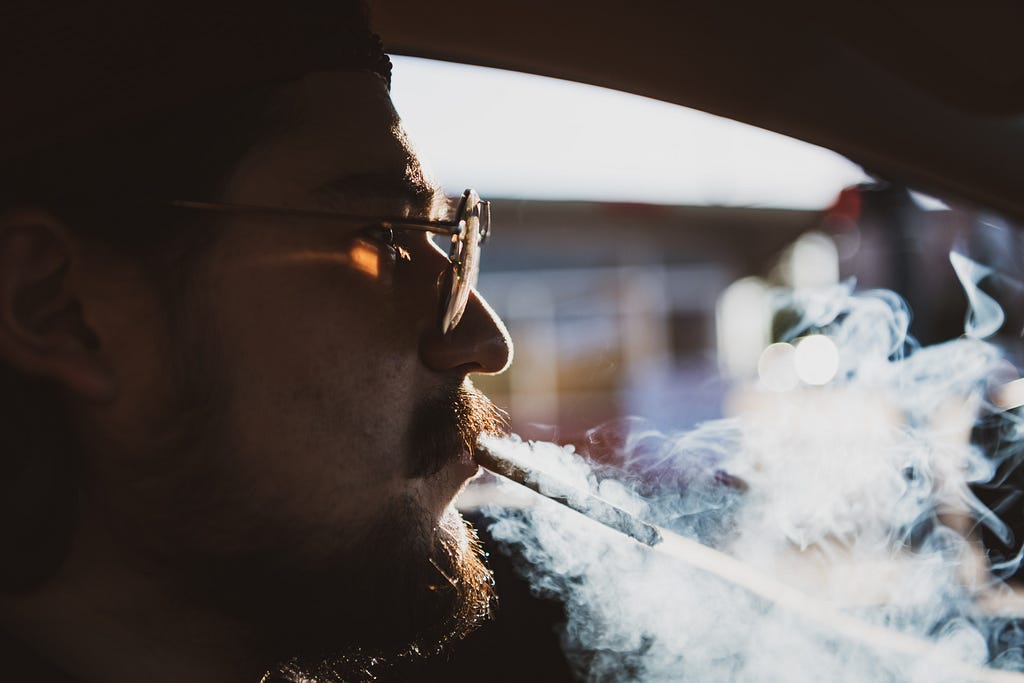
[474,441,663,547]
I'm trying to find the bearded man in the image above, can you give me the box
[0,2,513,681]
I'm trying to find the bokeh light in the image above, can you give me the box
[794,335,840,386]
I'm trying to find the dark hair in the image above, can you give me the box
[0,82,286,591]
[0,81,287,256]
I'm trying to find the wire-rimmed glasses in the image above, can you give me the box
[167,188,490,334]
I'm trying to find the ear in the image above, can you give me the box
[0,207,117,402]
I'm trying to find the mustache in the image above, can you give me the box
[406,381,510,478]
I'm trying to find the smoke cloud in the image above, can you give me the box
[481,257,1024,682]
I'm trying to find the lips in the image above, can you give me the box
[457,446,478,469]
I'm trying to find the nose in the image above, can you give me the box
[420,289,513,375]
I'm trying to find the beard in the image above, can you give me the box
[265,505,496,682]
[69,246,513,680]
[260,382,510,682]
[92,313,509,683]
[260,504,496,683]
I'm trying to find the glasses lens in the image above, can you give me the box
[479,200,491,244]
[440,190,483,334]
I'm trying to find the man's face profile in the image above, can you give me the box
[0,66,513,682]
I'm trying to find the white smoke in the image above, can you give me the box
[480,257,1024,682]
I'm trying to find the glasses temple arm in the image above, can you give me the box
[166,200,463,236]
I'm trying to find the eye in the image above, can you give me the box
[362,225,412,263]
[375,225,396,248]
[362,224,397,258]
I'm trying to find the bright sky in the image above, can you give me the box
[389,56,871,210]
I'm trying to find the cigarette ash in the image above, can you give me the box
[480,258,1024,683]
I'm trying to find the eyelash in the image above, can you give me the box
[364,225,411,263]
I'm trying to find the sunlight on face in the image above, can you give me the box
[251,240,385,280]
[349,240,381,278]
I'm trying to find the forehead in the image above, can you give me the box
[221,70,441,212]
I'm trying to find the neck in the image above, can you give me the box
[0,512,271,683]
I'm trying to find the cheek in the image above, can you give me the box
[207,253,424,529]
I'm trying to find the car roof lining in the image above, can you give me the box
[371,0,1024,222]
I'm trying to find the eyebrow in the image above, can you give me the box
[312,170,445,219]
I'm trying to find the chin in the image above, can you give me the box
[263,500,496,682]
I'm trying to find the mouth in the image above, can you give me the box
[456,445,479,470]
[421,444,484,519]
[438,437,484,481]
[405,381,509,479]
